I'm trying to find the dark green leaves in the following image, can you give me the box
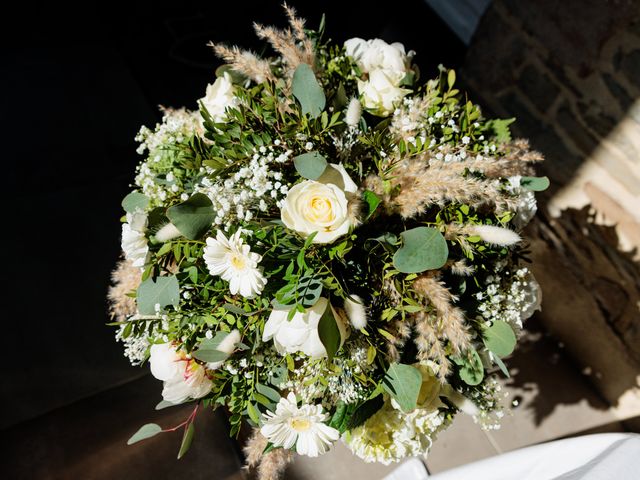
[127,423,162,445]
[293,151,327,180]
[318,304,341,362]
[520,176,550,192]
[166,193,215,240]
[488,117,515,143]
[393,227,448,273]
[292,63,326,118]
[362,190,381,219]
[452,349,484,386]
[122,192,149,213]
[345,395,384,430]
[177,423,195,459]
[275,271,323,308]
[483,321,517,357]
[192,331,233,363]
[382,363,422,412]
[137,275,180,315]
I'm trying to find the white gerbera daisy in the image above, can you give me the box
[203,230,267,298]
[260,393,339,457]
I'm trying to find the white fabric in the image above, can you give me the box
[424,433,640,480]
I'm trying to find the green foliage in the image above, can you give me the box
[393,227,449,273]
[166,193,215,240]
[137,275,180,315]
[382,363,422,412]
[452,350,484,386]
[487,118,515,143]
[293,151,328,180]
[318,305,341,362]
[292,63,326,118]
[345,395,384,430]
[362,190,381,219]
[192,331,233,363]
[520,176,550,191]
[122,192,149,213]
[483,321,517,358]
[127,423,162,445]
[177,423,195,459]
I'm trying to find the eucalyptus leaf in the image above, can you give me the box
[166,193,215,240]
[193,331,232,363]
[256,383,281,403]
[492,353,511,378]
[293,151,327,180]
[452,349,484,386]
[382,363,422,412]
[292,64,326,118]
[155,400,182,410]
[137,275,180,315]
[393,227,448,273]
[246,402,261,425]
[318,304,340,362]
[122,192,149,213]
[484,320,517,357]
[520,176,550,192]
[127,423,162,445]
[177,423,195,459]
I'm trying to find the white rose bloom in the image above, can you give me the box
[199,72,238,123]
[358,70,410,117]
[203,230,267,298]
[344,38,408,81]
[261,392,340,457]
[149,343,212,404]
[262,297,348,359]
[281,163,357,244]
[121,211,149,268]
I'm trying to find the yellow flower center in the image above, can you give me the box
[305,195,335,224]
[230,254,246,270]
[290,417,312,432]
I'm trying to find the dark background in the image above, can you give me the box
[0,1,465,478]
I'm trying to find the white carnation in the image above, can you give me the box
[121,211,149,268]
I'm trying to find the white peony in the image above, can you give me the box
[281,163,357,244]
[262,297,348,359]
[358,70,410,117]
[261,392,340,457]
[121,211,149,268]
[203,230,267,298]
[344,38,408,81]
[199,72,238,123]
[149,343,212,404]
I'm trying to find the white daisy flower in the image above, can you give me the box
[121,211,149,268]
[203,230,267,298]
[260,393,339,457]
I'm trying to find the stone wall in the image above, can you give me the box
[461,0,640,417]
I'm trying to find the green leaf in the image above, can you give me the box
[193,331,232,363]
[393,227,449,273]
[122,192,149,213]
[127,423,162,445]
[166,193,215,240]
[177,423,195,459]
[447,69,456,89]
[520,176,550,192]
[489,118,515,143]
[329,401,348,430]
[362,190,381,219]
[137,275,180,315]
[452,350,484,386]
[155,400,182,410]
[293,151,328,180]
[318,304,341,362]
[492,354,511,378]
[247,402,261,425]
[382,363,422,412]
[296,273,323,307]
[292,63,326,118]
[255,383,281,404]
[346,395,384,429]
[484,320,517,357]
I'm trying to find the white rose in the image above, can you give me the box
[262,297,348,359]
[121,211,149,268]
[344,38,408,82]
[199,72,238,123]
[358,70,410,117]
[149,343,212,404]
[281,163,357,244]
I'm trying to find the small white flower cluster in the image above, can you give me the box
[475,262,541,331]
[282,356,326,403]
[195,143,292,224]
[465,377,509,431]
[135,108,200,156]
[115,323,150,365]
[325,344,373,405]
[346,400,449,465]
[505,175,538,228]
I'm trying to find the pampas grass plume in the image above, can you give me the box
[345,98,362,127]
[344,295,367,329]
[155,223,182,242]
[471,225,521,246]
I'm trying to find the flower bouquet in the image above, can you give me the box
[110,5,545,477]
